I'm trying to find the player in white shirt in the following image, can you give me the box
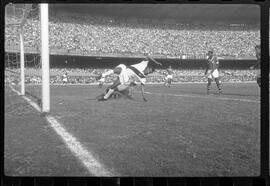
[164,66,173,88]
[62,72,68,86]
[96,56,162,101]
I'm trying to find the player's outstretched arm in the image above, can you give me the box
[146,56,162,66]
[96,68,117,81]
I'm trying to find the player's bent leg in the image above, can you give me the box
[214,77,222,94]
[116,84,130,99]
[207,78,212,94]
[100,80,121,100]
[168,78,172,87]
[257,77,261,88]
[164,78,168,87]
[101,84,130,100]
[117,84,129,91]
[164,81,167,87]
[109,85,130,100]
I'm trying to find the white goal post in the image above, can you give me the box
[7,3,50,113]
[40,3,50,113]
[19,31,25,96]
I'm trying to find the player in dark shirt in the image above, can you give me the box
[204,50,222,94]
[250,45,261,88]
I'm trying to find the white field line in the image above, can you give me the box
[141,91,260,104]
[8,85,114,176]
[9,86,42,112]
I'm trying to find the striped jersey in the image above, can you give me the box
[207,55,219,70]
[116,60,149,85]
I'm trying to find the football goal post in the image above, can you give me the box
[5,3,50,113]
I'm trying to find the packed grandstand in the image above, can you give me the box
[5,10,260,59]
[5,4,260,84]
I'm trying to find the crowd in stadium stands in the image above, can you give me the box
[5,68,257,85]
[5,13,260,58]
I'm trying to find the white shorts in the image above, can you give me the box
[207,69,219,79]
[117,84,129,91]
[63,78,68,82]
[165,75,173,80]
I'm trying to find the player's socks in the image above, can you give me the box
[215,78,222,94]
[104,88,114,99]
[168,80,171,87]
[207,78,212,94]
[98,82,103,88]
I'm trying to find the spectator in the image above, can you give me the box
[5,14,260,59]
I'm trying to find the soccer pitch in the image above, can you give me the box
[5,83,260,176]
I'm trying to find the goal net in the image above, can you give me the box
[5,3,50,113]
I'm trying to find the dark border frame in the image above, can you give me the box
[1,0,269,185]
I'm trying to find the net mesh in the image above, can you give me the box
[5,3,42,107]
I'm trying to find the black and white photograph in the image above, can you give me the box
[4,4,260,176]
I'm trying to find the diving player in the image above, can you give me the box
[96,56,162,101]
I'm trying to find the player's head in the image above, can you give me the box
[169,66,172,69]
[207,50,214,58]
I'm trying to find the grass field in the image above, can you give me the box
[4,82,260,176]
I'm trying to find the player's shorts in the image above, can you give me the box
[165,75,173,80]
[63,78,68,83]
[207,69,219,79]
[117,84,129,91]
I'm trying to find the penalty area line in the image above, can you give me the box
[143,91,260,103]
[8,85,114,176]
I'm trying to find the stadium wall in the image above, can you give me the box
[50,55,256,70]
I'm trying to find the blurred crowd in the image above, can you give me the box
[5,68,257,85]
[5,13,260,58]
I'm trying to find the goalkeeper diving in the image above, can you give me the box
[96,55,162,101]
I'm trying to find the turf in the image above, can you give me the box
[4,87,89,176]
[4,83,260,176]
